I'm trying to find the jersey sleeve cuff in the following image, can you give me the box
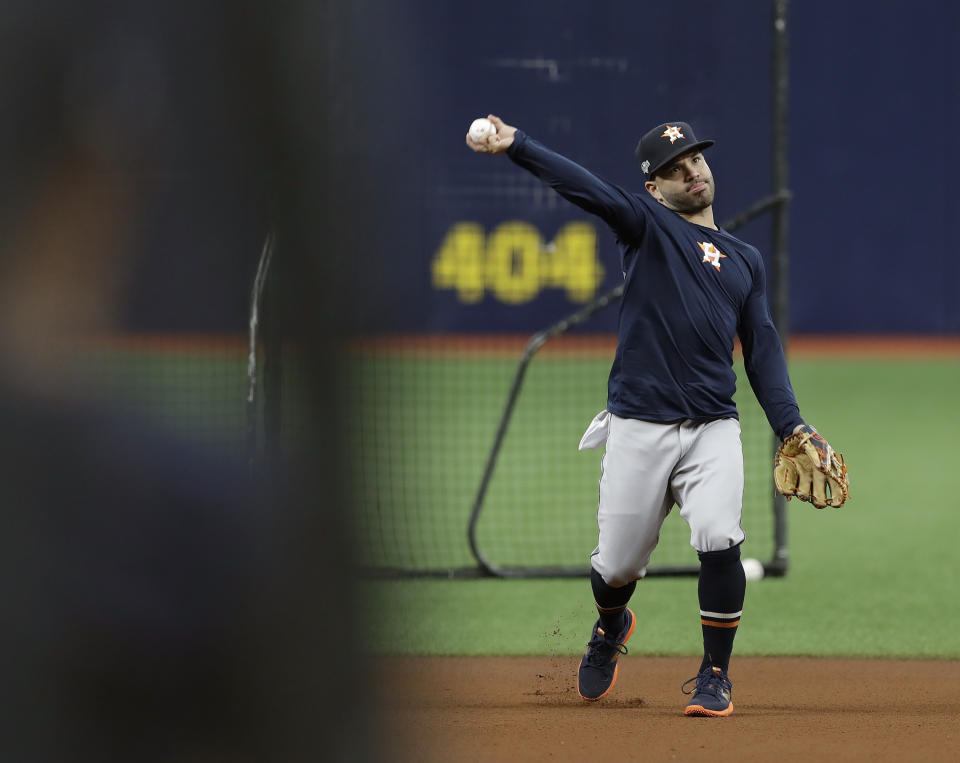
[506,129,528,158]
[779,419,805,441]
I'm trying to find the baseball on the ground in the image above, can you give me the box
[742,557,765,581]
[469,117,496,143]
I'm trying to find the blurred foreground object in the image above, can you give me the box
[0,1,371,760]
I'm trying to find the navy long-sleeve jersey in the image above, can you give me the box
[507,131,803,441]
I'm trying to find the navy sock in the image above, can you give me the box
[696,544,746,673]
[590,567,636,636]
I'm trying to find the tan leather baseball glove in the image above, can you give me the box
[774,425,849,509]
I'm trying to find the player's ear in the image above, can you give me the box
[644,179,662,201]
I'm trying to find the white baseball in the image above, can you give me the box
[742,558,765,582]
[469,117,496,143]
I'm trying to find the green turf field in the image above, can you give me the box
[352,352,776,572]
[91,345,249,458]
[93,342,959,659]
[364,356,960,659]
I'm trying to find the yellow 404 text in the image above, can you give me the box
[431,221,605,304]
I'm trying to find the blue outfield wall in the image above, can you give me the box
[343,0,959,336]
[119,1,959,335]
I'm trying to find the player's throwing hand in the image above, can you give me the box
[465,114,517,154]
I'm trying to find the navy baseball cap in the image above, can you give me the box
[635,121,715,178]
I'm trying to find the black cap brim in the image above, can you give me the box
[647,139,715,178]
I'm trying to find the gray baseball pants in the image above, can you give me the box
[579,411,745,587]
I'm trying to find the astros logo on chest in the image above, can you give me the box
[697,241,727,270]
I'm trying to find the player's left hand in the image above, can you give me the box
[773,424,850,509]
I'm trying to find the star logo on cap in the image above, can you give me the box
[698,241,727,270]
[661,125,685,143]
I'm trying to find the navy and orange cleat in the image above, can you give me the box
[577,608,636,701]
[682,665,734,717]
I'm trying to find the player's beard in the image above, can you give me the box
[660,177,715,214]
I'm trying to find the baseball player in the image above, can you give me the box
[466,115,845,717]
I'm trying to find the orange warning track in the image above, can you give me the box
[82,333,960,359]
[349,333,960,358]
[787,334,960,357]
[84,333,248,356]
[350,333,617,357]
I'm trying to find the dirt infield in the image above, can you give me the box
[376,656,960,762]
